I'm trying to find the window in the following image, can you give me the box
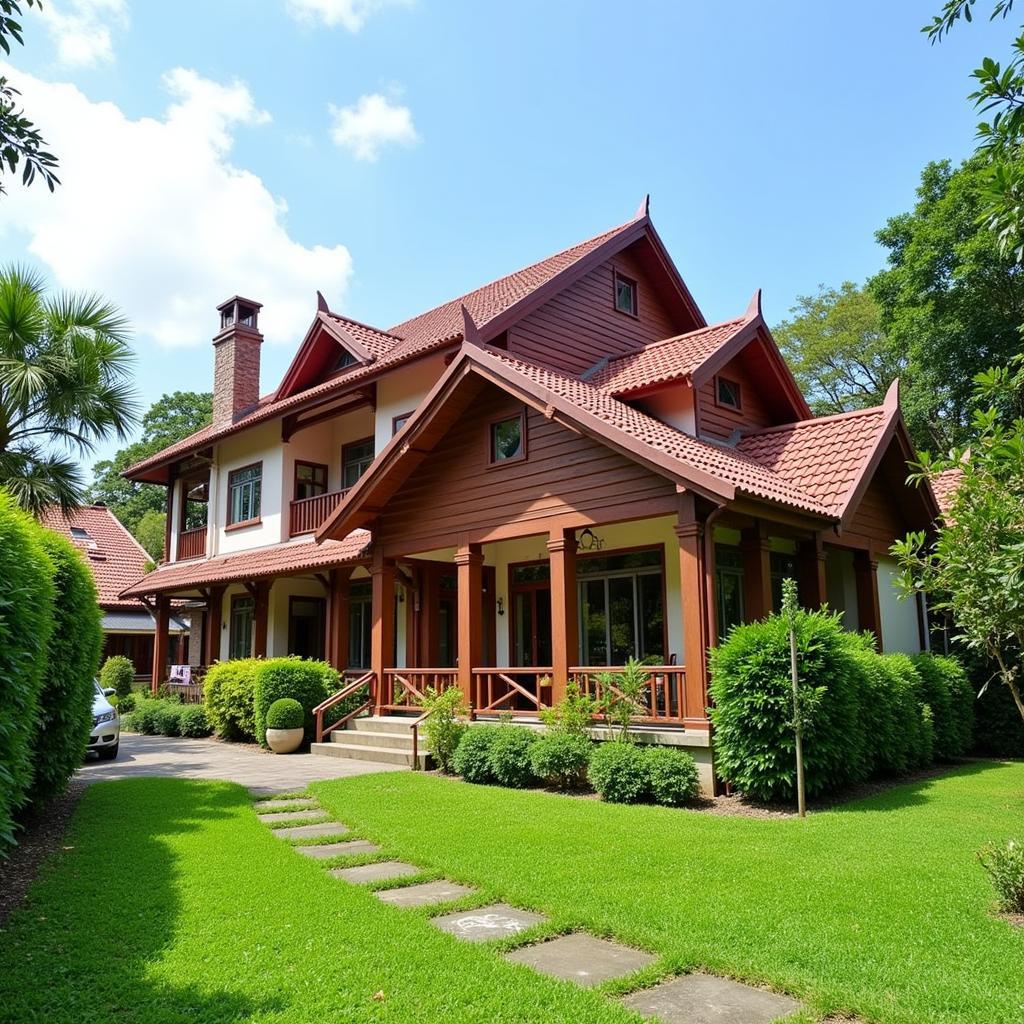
[348,581,372,669]
[715,545,745,639]
[227,463,262,526]
[70,525,98,549]
[770,551,798,614]
[341,438,374,489]
[332,347,356,373]
[392,411,413,435]
[229,596,254,659]
[716,375,742,410]
[489,413,525,464]
[288,597,325,660]
[613,270,637,317]
[294,461,327,501]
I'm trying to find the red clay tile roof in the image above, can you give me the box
[324,313,399,359]
[120,530,372,597]
[735,407,890,517]
[588,316,747,395]
[39,505,152,609]
[931,467,964,517]
[126,219,641,480]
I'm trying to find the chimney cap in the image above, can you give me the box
[216,295,263,312]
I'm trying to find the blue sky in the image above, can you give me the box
[0,0,1011,469]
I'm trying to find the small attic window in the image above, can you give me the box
[716,375,742,411]
[613,270,637,317]
[333,347,356,373]
[489,412,525,465]
[70,526,98,549]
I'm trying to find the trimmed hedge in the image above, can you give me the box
[203,659,259,741]
[100,655,135,701]
[644,746,701,806]
[588,742,649,804]
[0,493,55,855]
[124,698,212,739]
[253,658,337,746]
[451,725,502,784]
[486,726,538,788]
[913,653,974,759]
[30,532,103,802]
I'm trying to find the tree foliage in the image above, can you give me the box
[135,509,166,561]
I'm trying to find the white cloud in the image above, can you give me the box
[0,66,353,349]
[328,92,417,161]
[285,0,412,32]
[37,0,128,68]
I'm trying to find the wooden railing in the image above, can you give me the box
[176,526,206,561]
[472,667,553,714]
[313,671,374,742]
[289,489,348,536]
[380,668,458,713]
[569,665,688,724]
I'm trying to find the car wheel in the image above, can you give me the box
[98,742,119,760]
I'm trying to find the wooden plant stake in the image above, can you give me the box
[782,578,806,818]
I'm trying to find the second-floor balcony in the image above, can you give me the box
[289,488,349,536]
[176,526,207,560]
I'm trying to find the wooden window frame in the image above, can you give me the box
[228,594,255,659]
[487,408,527,468]
[714,374,742,412]
[293,459,328,501]
[225,461,262,530]
[612,268,639,319]
[341,436,375,489]
[392,411,413,435]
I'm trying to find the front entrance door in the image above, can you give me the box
[510,564,552,667]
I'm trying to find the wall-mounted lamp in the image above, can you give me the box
[577,527,604,552]
[497,596,505,616]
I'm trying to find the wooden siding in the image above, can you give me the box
[846,475,908,548]
[508,246,682,376]
[696,353,775,440]
[375,384,678,554]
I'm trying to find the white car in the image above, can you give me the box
[89,681,120,760]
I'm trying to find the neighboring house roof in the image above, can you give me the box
[101,609,188,633]
[120,530,372,597]
[39,504,153,609]
[931,466,964,517]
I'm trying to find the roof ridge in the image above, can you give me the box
[739,403,886,437]
[327,311,403,341]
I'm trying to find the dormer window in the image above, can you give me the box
[613,270,637,317]
[716,375,742,411]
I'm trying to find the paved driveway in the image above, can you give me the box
[77,733,403,795]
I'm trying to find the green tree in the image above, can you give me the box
[89,391,211,534]
[135,508,166,561]
[773,282,902,416]
[870,157,1024,451]
[0,266,137,513]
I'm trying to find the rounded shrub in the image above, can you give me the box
[643,746,700,806]
[155,703,183,737]
[588,742,649,804]
[451,725,501,784]
[913,653,974,759]
[253,657,338,746]
[529,732,592,790]
[486,726,538,788]
[178,704,213,738]
[203,659,259,741]
[131,700,162,735]
[100,655,136,701]
[265,697,304,731]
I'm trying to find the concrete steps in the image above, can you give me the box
[310,715,425,768]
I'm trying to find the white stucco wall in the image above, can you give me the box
[877,555,923,654]
[373,356,447,454]
[825,547,859,631]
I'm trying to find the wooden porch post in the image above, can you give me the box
[797,535,828,610]
[252,580,272,658]
[163,469,176,564]
[326,567,352,673]
[418,563,438,667]
[370,550,396,711]
[203,585,225,666]
[151,596,170,694]
[455,543,483,708]
[547,528,578,706]
[740,522,773,622]
[854,550,882,646]
[675,493,711,729]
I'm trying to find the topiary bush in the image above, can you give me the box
[588,742,649,804]
[913,653,974,759]
[643,746,700,806]
[451,725,502,784]
[0,492,55,855]
[178,704,213,738]
[265,697,304,731]
[253,657,338,746]
[529,732,592,790]
[417,685,468,773]
[203,659,259,741]
[486,725,538,788]
[100,655,136,701]
[30,531,103,803]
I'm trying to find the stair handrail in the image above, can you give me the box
[409,707,434,770]
[314,672,374,743]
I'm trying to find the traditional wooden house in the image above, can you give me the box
[121,202,938,790]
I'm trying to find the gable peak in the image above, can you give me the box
[634,193,650,220]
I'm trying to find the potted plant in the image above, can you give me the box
[264,698,305,754]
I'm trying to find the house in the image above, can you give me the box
[40,504,189,676]
[120,202,939,791]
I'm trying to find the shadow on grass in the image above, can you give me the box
[0,778,283,1023]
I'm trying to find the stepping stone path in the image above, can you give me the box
[376,880,476,908]
[505,932,656,988]
[621,973,801,1024]
[330,861,419,884]
[258,808,326,824]
[274,822,350,840]
[296,840,380,859]
[257,799,317,812]
[432,903,547,943]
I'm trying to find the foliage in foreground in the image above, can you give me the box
[978,837,1024,914]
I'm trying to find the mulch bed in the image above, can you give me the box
[0,781,86,929]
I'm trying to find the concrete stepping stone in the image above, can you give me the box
[330,861,420,884]
[255,798,315,812]
[273,822,350,840]
[296,840,380,859]
[621,973,801,1024]
[505,932,656,988]
[376,880,477,908]
[258,809,324,823]
[432,903,547,943]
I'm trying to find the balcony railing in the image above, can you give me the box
[176,526,207,561]
[289,489,349,536]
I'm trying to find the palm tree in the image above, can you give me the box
[0,266,138,513]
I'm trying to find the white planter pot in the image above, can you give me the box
[266,727,304,754]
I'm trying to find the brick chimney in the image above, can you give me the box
[212,296,263,429]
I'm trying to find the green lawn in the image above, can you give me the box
[0,765,1021,1023]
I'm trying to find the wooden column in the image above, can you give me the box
[418,563,438,667]
[203,585,225,666]
[854,550,882,646]
[455,544,483,707]
[151,596,170,694]
[252,580,272,658]
[740,522,773,622]
[326,567,352,673]
[797,535,828,610]
[163,470,176,564]
[370,551,396,711]
[675,493,711,729]
[547,528,578,706]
